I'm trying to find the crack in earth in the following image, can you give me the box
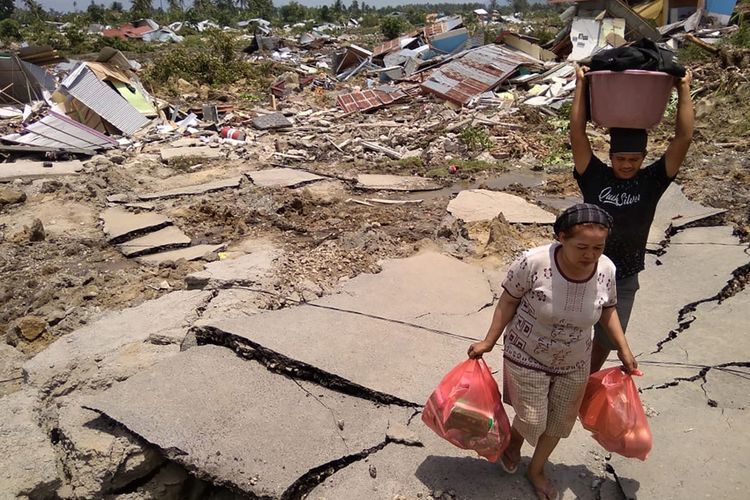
[651,261,750,354]
[196,325,420,407]
[641,362,750,408]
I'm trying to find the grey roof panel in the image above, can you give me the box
[62,65,149,135]
[3,110,118,151]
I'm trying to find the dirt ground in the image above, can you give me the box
[1,52,748,358]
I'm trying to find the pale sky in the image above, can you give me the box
[34,0,508,14]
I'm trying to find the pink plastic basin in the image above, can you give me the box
[586,70,675,130]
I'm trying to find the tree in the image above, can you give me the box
[349,0,359,16]
[23,0,47,21]
[0,18,21,41]
[0,0,13,21]
[280,1,306,23]
[380,15,405,40]
[404,6,424,26]
[487,0,498,16]
[511,0,529,14]
[168,0,183,14]
[87,1,106,22]
[110,1,123,12]
[319,5,332,23]
[251,0,274,19]
[130,0,152,18]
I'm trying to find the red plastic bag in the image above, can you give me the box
[422,358,511,462]
[579,367,652,460]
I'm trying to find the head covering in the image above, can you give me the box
[610,128,648,154]
[554,203,613,236]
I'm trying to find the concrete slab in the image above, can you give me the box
[448,189,556,224]
[624,227,748,360]
[0,344,25,396]
[245,168,324,188]
[647,288,750,369]
[309,405,612,500]
[185,247,279,288]
[647,183,726,250]
[87,345,408,498]
[137,176,242,200]
[160,146,223,163]
[53,395,164,498]
[100,207,171,242]
[24,291,211,392]
[199,306,473,405]
[608,382,750,500]
[252,112,293,130]
[702,366,750,410]
[355,174,440,192]
[315,251,494,328]
[0,390,61,498]
[0,159,83,182]
[198,289,263,323]
[137,244,225,265]
[198,252,497,404]
[124,202,155,211]
[118,225,191,257]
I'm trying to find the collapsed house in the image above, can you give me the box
[0,48,158,154]
[103,18,184,43]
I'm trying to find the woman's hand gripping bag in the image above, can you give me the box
[422,359,511,462]
[579,367,652,460]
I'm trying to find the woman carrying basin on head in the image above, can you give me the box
[468,203,638,500]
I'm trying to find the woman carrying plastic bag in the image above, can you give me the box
[579,366,652,460]
[467,204,639,500]
[422,357,511,463]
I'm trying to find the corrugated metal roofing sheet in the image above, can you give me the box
[2,110,118,151]
[372,38,404,59]
[424,16,463,38]
[62,65,149,135]
[421,45,531,105]
[337,87,407,113]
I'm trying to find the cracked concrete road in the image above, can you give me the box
[7,191,748,499]
[87,345,414,499]
[196,251,496,405]
[86,227,749,499]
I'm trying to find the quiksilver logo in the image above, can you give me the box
[598,187,641,207]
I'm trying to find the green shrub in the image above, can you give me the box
[728,16,749,48]
[143,30,278,90]
[380,15,406,40]
[459,126,493,151]
[0,19,21,42]
[676,44,712,64]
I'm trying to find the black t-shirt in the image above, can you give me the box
[574,155,674,279]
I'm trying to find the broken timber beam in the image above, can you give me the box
[360,141,403,160]
[685,34,720,54]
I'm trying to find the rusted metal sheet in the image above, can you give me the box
[372,38,404,59]
[337,87,407,113]
[421,44,532,106]
[424,16,463,38]
[373,88,406,106]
